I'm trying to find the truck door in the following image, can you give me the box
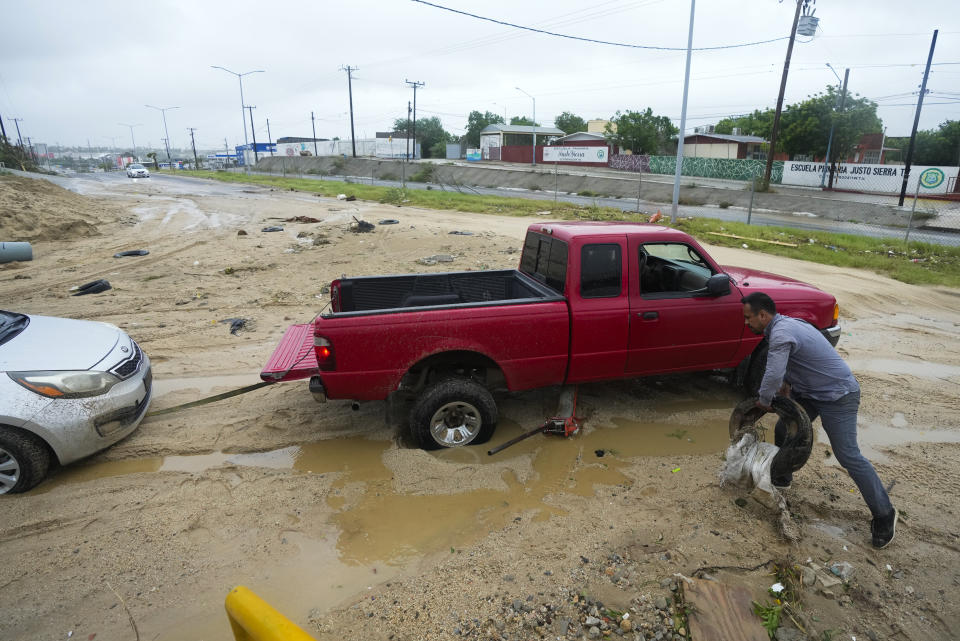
[566,239,630,383]
[626,239,743,375]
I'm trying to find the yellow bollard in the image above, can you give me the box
[225,585,317,641]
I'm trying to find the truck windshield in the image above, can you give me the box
[520,232,567,293]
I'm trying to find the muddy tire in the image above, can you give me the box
[409,378,498,450]
[743,338,768,395]
[0,426,51,495]
[728,396,813,476]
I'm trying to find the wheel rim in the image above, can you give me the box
[429,401,483,447]
[0,447,21,495]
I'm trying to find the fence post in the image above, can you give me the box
[554,161,558,203]
[636,173,642,213]
[747,174,758,225]
[905,182,921,243]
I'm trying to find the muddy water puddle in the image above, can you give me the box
[848,358,960,380]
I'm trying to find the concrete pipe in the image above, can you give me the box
[0,242,33,263]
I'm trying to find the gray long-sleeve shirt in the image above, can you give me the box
[758,314,859,406]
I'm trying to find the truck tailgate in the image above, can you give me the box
[260,323,319,382]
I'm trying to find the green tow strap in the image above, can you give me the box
[146,381,273,418]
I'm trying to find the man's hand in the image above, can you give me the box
[755,400,773,412]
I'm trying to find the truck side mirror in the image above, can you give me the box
[706,273,730,296]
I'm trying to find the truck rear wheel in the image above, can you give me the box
[743,338,769,395]
[409,378,498,450]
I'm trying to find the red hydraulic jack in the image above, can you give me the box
[487,386,581,455]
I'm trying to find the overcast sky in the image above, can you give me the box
[1,0,958,152]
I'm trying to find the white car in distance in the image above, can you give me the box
[126,163,150,178]
[0,310,152,494]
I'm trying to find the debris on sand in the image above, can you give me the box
[261,226,284,232]
[351,217,375,233]
[219,318,251,335]
[285,216,322,223]
[70,279,111,296]
[113,249,149,258]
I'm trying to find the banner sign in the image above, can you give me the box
[466,148,481,162]
[543,146,608,164]
[782,161,959,194]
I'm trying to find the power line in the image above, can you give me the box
[410,0,790,51]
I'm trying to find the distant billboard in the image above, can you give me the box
[543,146,608,163]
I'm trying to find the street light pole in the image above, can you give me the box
[516,87,536,166]
[145,104,179,163]
[119,122,142,161]
[211,66,264,149]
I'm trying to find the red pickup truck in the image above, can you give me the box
[261,222,840,449]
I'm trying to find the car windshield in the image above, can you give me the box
[130,164,144,169]
[0,310,30,346]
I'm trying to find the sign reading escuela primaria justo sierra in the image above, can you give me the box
[543,146,609,164]
[782,161,958,194]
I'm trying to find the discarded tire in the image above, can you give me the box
[113,249,149,258]
[71,279,111,296]
[729,396,813,477]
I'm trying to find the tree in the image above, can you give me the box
[392,116,455,158]
[778,86,881,160]
[465,110,505,148]
[554,111,587,135]
[510,116,538,127]
[605,109,678,155]
[146,151,158,169]
[887,120,960,165]
[714,109,775,138]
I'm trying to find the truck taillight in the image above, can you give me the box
[833,303,839,324]
[314,336,336,371]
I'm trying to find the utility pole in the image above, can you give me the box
[224,138,230,166]
[12,118,24,148]
[188,128,199,169]
[341,65,358,157]
[0,112,8,145]
[898,29,938,206]
[246,106,259,164]
[266,118,274,156]
[670,0,696,222]
[406,101,412,160]
[311,111,318,156]
[762,0,805,190]
[405,79,424,160]
[827,68,849,190]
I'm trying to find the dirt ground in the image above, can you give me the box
[1,172,959,641]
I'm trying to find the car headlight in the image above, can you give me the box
[8,370,121,398]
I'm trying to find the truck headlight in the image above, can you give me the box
[8,370,120,398]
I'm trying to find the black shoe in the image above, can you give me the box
[771,476,792,489]
[872,508,898,549]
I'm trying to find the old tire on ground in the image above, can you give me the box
[409,378,498,450]
[728,396,814,477]
[0,426,52,495]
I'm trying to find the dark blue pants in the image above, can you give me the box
[776,390,893,518]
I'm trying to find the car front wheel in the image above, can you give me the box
[409,378,498,450]
[0,426,51,495]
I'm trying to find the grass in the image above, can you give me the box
[164,170,960,288]
[674,217,960,287]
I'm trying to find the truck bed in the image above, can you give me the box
[333,269,561,315]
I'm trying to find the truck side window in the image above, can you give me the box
[581,244,622,298]
[520,232,567,293]
[639,243,712,297]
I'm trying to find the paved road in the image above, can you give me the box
[13,167,959,246]
[232,166,960,246]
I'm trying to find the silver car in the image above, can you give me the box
[0,311,152,494]
[126,163,150,178]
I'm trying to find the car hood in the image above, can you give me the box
[0,315,121,372]
[722,266,823,293]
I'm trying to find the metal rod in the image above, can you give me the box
[670,0,696,222]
